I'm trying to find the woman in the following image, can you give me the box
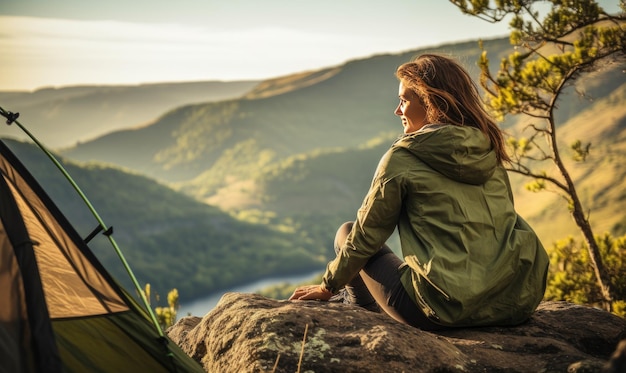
[289,53,549,330]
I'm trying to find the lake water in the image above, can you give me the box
[178,270,322,317]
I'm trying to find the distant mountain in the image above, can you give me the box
[0,80,259,148]
[60,38,512,184]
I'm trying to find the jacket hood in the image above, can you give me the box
[393,124,497,185]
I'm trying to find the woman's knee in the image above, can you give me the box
[334,221,354,254]
[338,221,353,236]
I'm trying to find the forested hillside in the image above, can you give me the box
[3,139,326,303]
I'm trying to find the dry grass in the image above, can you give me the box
[297,324,309,373]
[269,323,309,373]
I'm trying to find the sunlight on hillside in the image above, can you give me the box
[205,178,263,210]
[511,81,626,246]
[244,68,342,99]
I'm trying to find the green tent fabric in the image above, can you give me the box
[0,139,204,373]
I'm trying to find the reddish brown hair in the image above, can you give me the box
[396,53,510,163]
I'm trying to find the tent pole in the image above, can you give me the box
[0,106,165,338]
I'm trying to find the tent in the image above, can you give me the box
[0,118,204,372]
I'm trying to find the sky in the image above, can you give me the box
[0,0,621,91]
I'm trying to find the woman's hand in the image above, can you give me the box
[288,284,333,301]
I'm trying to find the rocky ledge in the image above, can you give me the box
[167,292,626,372]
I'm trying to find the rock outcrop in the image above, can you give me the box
[167,292,626,372]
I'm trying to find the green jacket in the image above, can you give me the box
[322,124,549,327]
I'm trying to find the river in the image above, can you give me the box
[178,270,322,317]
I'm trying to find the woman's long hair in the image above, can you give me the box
[395,53,510,164]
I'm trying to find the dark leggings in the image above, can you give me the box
[334,222,444,331]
